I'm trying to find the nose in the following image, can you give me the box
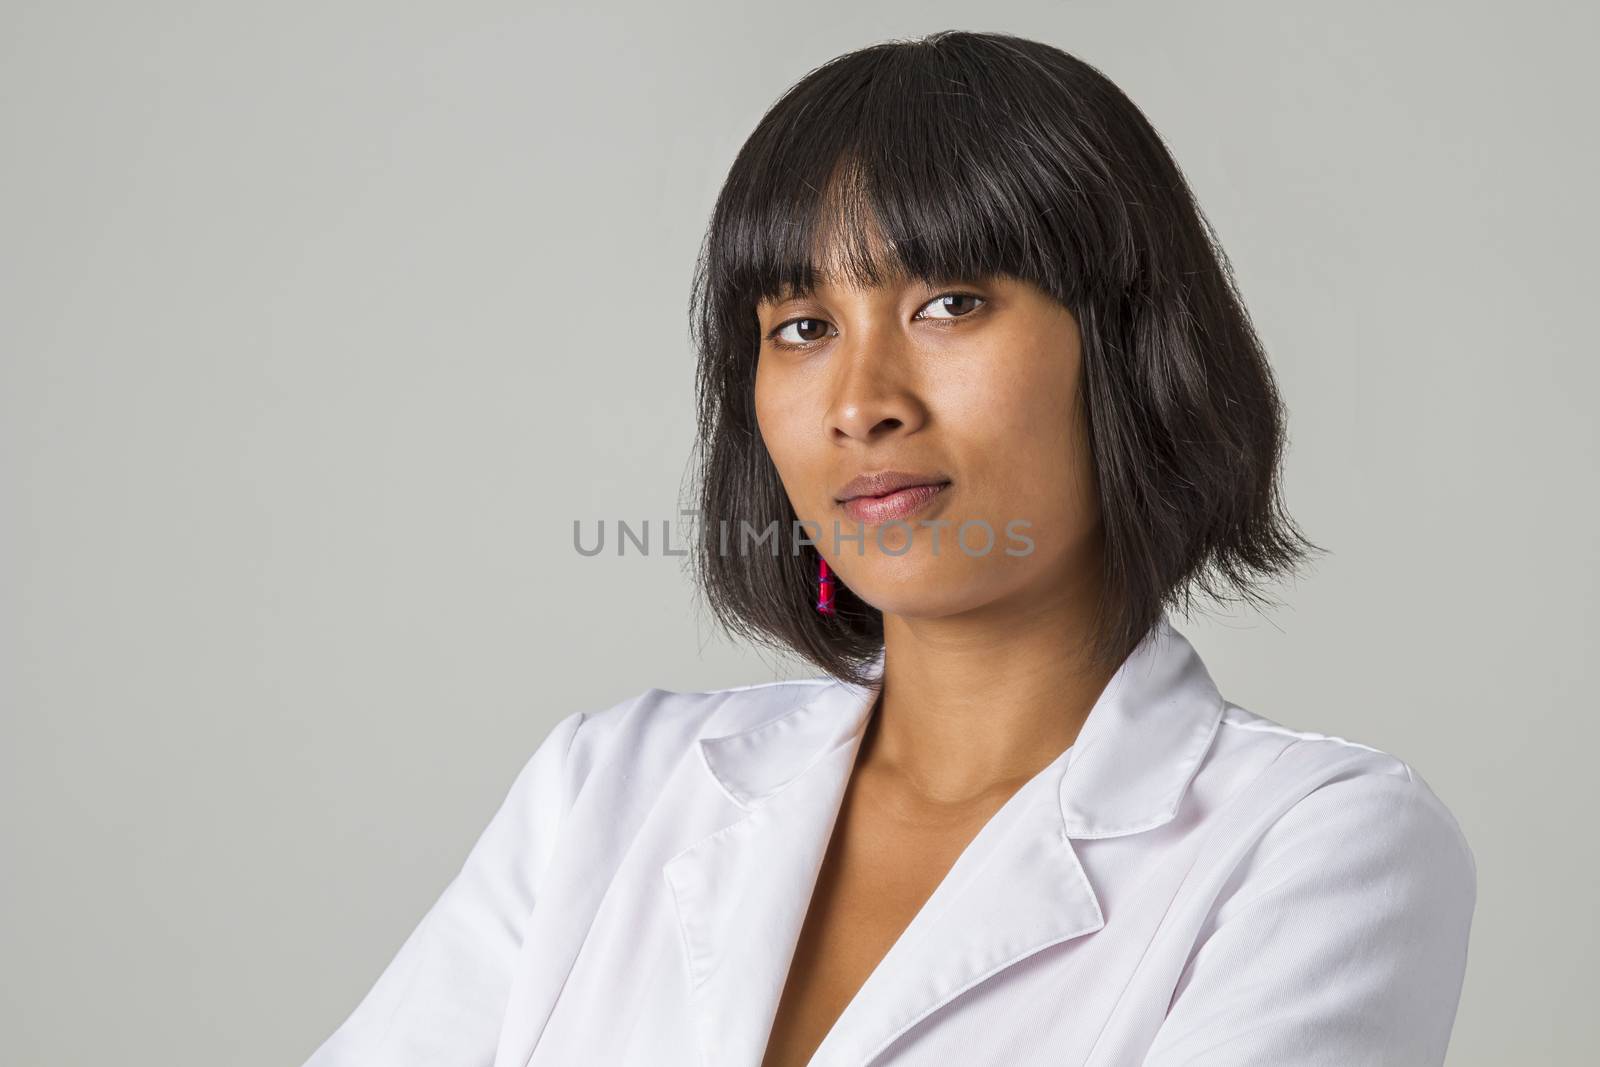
[825,329,928,444]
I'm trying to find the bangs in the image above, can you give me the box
[707,39,1131,313]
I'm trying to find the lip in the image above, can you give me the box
[840,482,949,525]
[834,470,953,526]
[835,469,953,503]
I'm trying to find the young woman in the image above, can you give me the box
[305,30,1476,1067]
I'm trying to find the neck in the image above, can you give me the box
[864,566,1118,807]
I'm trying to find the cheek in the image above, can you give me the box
[935,346,1095,561]
[753,365,813,494]
[752,360,784,455]
[947,350,1082,488]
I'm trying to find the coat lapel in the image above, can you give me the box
[663,612,1225,1067]
[809,613,1225,1066]
[662,676,882,1067]
[807,740,1104,1067]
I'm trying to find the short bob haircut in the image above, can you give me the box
[687,30,1322,688]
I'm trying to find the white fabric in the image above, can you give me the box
[303,613,1477,1066]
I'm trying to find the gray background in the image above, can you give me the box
[3,2,1593,1063]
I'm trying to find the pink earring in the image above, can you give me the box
[816,557,836,615]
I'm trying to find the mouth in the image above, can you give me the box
[836,478,952,526]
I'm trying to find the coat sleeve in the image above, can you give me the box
[1142,761,1478,1066]
[302,708,588,1067]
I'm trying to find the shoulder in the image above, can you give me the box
[486,676,834,879]
[1200,700,1477,902]
[1150,706,1478,1064]
[533,674,837,800]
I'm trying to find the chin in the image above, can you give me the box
[844,557,1017,620]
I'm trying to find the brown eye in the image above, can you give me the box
[770,318,834,347]
[918,293,986,320]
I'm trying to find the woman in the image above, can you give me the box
[304,30,1476,1067]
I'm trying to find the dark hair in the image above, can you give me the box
[685,30,1324,687]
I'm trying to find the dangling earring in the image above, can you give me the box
[816,557,836,615]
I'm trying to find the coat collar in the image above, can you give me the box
[664,611,1226,1067]
[696,609,1225,839]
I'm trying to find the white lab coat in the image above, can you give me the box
[302,613,1477,1066]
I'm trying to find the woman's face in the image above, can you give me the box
[753,264,1104,621]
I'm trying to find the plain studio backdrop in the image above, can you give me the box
[2,2,1593,1064]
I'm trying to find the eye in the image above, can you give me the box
[916,292,987,320]
[768,317,835,348]
[762,291,987,351]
